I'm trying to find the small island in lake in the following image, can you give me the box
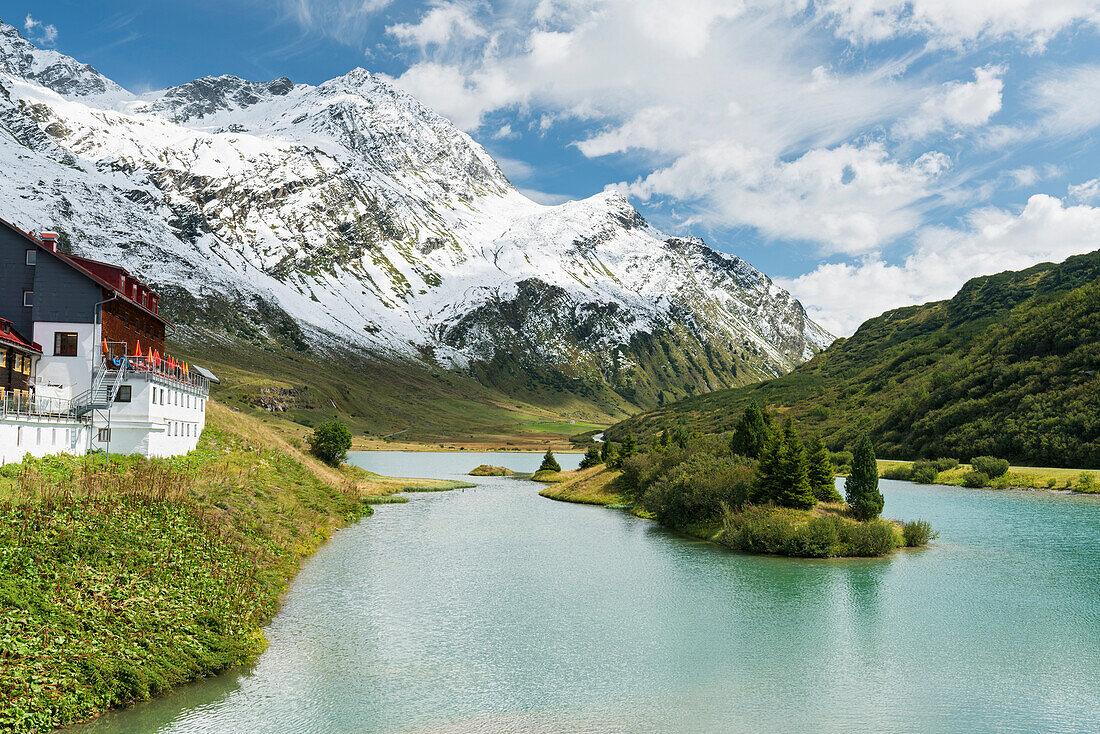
[542,405,936,558]
[469,464,517,476]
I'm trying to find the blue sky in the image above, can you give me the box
[4,0,1100,334]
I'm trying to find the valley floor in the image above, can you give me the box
[0,402,457,734]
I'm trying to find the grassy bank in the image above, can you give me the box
[0,402,452,733]
[876,459,1099,492]
[538,466,627,506]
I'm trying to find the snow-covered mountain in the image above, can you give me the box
[0,21,832,410]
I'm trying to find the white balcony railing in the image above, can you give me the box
[0,393,75,420]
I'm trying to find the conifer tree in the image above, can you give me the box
[579,446,601,469]
[600,440,617,467]
[656,429,672,451]
[775,418,816,509]
[620,432,638,462]
[730,401,770,458]
[845,434,884,520]
[807,434,841,502]
[538,449,561,473]
[755,425,783,504]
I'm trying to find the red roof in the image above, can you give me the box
[0,317,41,354]
[0,218,168,325]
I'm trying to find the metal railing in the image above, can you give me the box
[104,356,210,397]
[0,393,75,419]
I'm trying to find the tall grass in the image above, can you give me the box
[716,505,902,558]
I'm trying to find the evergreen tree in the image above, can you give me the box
[600,440,618,467]
[671,425,689,449]
[755,425,783,504]
[775,418,816,509]
[579,446,601,469]
[730,401,770,458]
[655,429,672,451]
[845,434,884,520]
[620,432,638,462]
[538,449,561,473]
[807,434,841,502]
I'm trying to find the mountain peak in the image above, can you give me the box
[0,19,125,99]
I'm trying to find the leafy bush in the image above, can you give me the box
[911,461,939,484]
[902,519,938,546]
[881,464,913,481]
[1077,472,1098,493]
[718,506,900,558]
[830,450,853,468]
[962,470,989,488]
[970,456,1009,478]
[835,518,900,556]
[306,420,352,466]
[1046,478,1057,489]
[932,458,959,471]
[642,454,754,527]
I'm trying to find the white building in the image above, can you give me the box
[1,219,216,462]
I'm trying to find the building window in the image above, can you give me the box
[116,385,132,402]
[23,291,33,307]
[25,249,36,266]
[54,332,78,357]
[98,428,110,442]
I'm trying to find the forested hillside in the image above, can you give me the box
[609,251,1100,468]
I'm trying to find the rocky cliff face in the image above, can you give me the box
[0,20,832,412]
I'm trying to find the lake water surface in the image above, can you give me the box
[74,451,1100,733]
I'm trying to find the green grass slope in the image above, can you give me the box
[609,251,1100,468]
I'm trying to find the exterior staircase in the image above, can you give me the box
[71,361,127,418]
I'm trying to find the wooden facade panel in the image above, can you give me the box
[102,299,165,356]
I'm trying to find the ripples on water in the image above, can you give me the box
[72,452,1100,734]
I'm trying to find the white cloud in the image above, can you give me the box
[782,194,1100,334]
[896,65,1004,138]
[387,2,485,49]
[1030,64,1100,136]
[381,61,523,130]
[623,143,950,254]
[23,14,58,46]
[1068,177,1100,203]
[273,0,393,45]
[817,0,1100,49]
[519,188,574,205]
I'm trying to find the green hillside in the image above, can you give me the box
[608,251,1100,469]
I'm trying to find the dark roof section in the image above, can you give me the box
[0,316,41,354]
[0,218,168,325]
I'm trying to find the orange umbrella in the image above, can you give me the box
[134,339,142,358]
[146,347,153,360]
[102,338,109,354]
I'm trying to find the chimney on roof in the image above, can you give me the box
[39,231,58,251]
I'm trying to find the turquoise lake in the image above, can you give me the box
[73,451,1100,733]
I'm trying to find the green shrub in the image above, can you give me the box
[910,460,940,484]
[642,454,754,527]
[719,506,899,558]
[1077,472,1098,493]
[902,519,938,546]
[1045,478,1057,488]
[932,458,959,471]
[881,464,913,480]
[830,450,853,468]
[307,420,352,466]
[836,518,899,556]
[962,470,989,488]
[783,516,841,558]
[970,456,1009,478]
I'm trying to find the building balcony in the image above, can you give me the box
[1,393,75,420]
[102,356,211,397]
